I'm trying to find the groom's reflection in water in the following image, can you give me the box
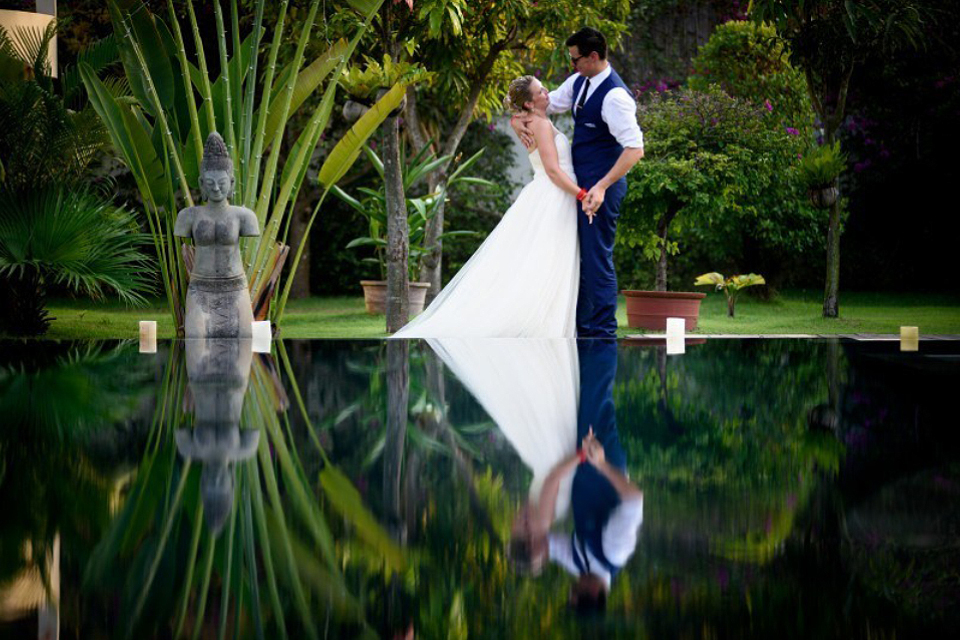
[175,339,260,534]
[510,338,643,616]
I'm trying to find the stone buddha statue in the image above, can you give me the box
[175,132,260,338]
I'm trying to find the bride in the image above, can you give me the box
[392,76,591,338]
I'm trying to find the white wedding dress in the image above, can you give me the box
[393,127,579,338]
[427,338,579,520]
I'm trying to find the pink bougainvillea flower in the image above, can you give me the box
[764,99,773,112]
[785,127,800,136]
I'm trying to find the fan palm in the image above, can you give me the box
[0,187,154,335]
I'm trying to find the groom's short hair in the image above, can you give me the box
[566,27,607,60]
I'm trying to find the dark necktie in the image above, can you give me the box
[575,78,590,115]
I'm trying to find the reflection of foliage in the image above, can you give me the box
[616,340,842,562]
[0,341,150,605]
[82,341,404,638]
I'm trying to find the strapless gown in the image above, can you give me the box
[393,129,579,338]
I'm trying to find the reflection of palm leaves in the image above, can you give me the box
[0,341,150,593]
[0,341,148,438]
[85,342,401,638]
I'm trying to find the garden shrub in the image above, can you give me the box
[618,86,819,290]
[614,21,826,292]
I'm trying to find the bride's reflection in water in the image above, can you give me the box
[426,337,643,617]
[175,339,259,534]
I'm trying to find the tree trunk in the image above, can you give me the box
[727,296,735,317]
[655,210,677,292]
[384,339,409,543]
[822,123,842,318]
[287,197,312,299]
[806,62,854,319]
[384,117,410,333]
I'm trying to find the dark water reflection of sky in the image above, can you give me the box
[1,338,959,638]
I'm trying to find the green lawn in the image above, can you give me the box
[21,290,960,340]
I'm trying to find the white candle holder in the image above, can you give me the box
[666,317,685,337]
[252,321,272,353]
[139,320,157,353]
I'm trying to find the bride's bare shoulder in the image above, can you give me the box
[529,115,555,140]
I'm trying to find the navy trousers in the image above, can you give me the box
[576,176,627,338]
[572,339,624,562]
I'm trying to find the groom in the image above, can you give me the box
[513,27,644,338]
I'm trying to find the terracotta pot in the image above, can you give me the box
[622,290,707,331]
[360,280,431,315]
[808,185,839,208]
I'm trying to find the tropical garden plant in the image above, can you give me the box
[798,141,847,190]
[332,144,490,282]
[694,271,766,317]
[79,0,405,335]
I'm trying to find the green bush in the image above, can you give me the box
[664,20,824,291]
[688,20,812,132]
[619,86,809,290]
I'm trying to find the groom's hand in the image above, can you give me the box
[585,185,606,215]
[510,113,535,150]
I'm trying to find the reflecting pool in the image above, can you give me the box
[1,338,958,638]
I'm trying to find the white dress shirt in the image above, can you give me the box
[547,65,644,150]
[548,495,644,588]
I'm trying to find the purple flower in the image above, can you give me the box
[488,122,496,132]
[764,99,773,112]
[785,126,800,136]
[534,69,541,77]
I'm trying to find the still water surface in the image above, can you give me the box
[1,338,958,638]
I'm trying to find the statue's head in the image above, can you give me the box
[200,132,235,203]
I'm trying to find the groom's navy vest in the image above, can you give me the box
[571,68,632,182]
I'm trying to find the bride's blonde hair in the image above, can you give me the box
[503,75,537,114]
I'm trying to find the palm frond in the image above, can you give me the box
[0,187,155,306]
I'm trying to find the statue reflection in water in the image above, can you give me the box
[426,337,643,616]
[175,339,259,534]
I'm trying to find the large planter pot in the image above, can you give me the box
[360,280,431,315]
[808,185,839,209]
[622,290,707,331]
